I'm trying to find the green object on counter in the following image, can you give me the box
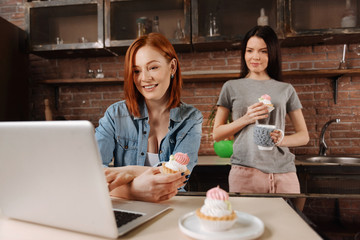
[213,140,233,158]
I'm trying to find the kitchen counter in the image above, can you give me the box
[195,155,360,194]
[198,155,360,166]
[0,196,321,240]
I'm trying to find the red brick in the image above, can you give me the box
[194,59,226,68]
[313,60,339,69]
[282,46,312,55]
[213,65,240,71]
[313,45,340,53]
[298,62,313,69]
[102,92,122,100]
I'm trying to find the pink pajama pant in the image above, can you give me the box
[229,165,300,194]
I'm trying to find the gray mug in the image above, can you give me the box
[253,124,284,150]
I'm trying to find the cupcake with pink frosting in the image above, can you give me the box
[161,152,190,175]
[258,94,274,112]
[196,186,237,231]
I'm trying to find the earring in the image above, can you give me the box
[171,74,174,79]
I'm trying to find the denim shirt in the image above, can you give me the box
[95,100,203,173]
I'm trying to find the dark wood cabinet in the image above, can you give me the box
[282,0,360,46]
[191,0,282,51]
[0,17,29,121]
[25,0,360,55]
[104,0,191,55]
[25,0,109,58]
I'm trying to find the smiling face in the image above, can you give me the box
[133,45,176,104]
[245,36,269,79]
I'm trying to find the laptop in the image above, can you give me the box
[0,120,170,238]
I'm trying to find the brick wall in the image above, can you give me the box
[28,46,360,157]
[1,2,360,157]
[0,0,26,29]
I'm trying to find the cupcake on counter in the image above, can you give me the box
[258,94,274,112]
[161,152,190,175]
[196,186,237,231]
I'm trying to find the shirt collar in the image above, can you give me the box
[134,100,183,122]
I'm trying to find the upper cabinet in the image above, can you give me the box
[25,0,108,58]
[104,0,191,55]
[25,0,360,57]
[191,0,283,51]
[283,0,360,46]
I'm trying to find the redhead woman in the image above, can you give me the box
[95,33,203,202]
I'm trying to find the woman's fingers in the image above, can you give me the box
[108,173,135,191]
[271,130,283,143]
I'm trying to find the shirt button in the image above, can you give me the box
[141,152,144,156]
[124,145,128,149]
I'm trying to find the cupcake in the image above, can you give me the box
[196,186,237,231]
[258,94,274,112]
[161,152,190,175]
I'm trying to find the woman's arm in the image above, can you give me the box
[104,165,151,191]
[95,109,117,167]
[173,111,203,173]
[276,109,309,147]
[109,167,187,202]
[213,103,269,142]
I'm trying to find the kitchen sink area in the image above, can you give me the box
[296,155,360,195]
[296,155,360,165]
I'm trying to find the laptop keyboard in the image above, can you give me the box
[114,210,143,228]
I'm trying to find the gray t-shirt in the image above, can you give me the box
[217,78,302,173]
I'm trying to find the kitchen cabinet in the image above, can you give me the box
[25,0,109,58]
[25,0,360,56]
[297,165,360,194]
[104,0,191,55]
[283,0,360,46]
[191,0,282,51]
[0,17,29,121]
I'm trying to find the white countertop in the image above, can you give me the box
[0,196,321,240]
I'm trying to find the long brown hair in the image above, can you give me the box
[124,33,182,117]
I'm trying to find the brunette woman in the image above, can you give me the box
[213,26,309,198]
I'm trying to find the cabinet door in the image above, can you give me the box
[191,0,281,51]
[25,0,108,58]
[105,0,191,54]
[284,0,360,46]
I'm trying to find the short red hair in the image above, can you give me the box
[124,33,182,117]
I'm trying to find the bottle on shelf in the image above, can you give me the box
[137,18,146,38]
[341,0,356,28]
[44,99,53,121]
[257,8,268,26]
[174,19,185,40]
[152,16,161,33]
[208,12,220,37]
[96,69,104,79]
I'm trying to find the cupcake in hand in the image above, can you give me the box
[161,152,190,175]
[196,186,237,231]
[258,94,274,113]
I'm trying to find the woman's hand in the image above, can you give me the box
[243,102,269,124]
[109,167,187,202]
[270,129,284,146]
[104,167,137,191]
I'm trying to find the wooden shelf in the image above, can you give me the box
[38,78,123,85]
[38,68,360,85]
[282,68,360,78]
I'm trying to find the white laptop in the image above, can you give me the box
[0,120,170,238]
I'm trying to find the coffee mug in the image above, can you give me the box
[253,124,284,150]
